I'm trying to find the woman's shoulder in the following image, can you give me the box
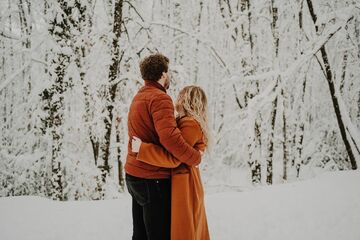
[177,116,200,128]
[177,116,204,146]
[176,116,198,125]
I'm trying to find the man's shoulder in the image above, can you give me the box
[131,85,173,115]
[131,91,162,107]
[136,85,170,101]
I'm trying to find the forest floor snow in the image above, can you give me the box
[1,170,360,240]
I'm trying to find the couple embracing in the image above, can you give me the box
[125,53,210,240]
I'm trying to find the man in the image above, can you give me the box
[125,53,201,240]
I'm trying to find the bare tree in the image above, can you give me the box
[266,0,280,185]
[40,0,74,200]
[99,0,124,185]
[39,0,99,200]
[305,0,357,170]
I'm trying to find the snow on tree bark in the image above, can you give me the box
[99,0,124,186]
[305,0,358,170]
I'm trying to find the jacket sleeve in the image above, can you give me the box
[137,143,181,168]
[136,118,203,168]
[150,95,201,166]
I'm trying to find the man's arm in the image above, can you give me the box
[150,94,201,166]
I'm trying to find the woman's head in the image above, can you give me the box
[175,86,210,145]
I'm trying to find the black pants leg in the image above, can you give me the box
[131,197,147,240]
[126,174,171,240]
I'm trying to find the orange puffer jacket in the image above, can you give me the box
[125,80,201,179]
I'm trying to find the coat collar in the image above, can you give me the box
[144,80,167,93]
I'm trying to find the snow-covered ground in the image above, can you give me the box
[1,170,359,240]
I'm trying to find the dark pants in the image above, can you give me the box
[126,173,171,240]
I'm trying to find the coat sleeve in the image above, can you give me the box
[136,118,203,168]
[149,94,201,166]
[136,143,181,168]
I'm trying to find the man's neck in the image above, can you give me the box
[144,80,167,92]
[157,78,165,87]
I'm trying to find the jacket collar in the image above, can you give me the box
[144,80,167,93]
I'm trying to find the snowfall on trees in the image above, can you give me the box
[1,0,360,238]
[1,0,360,200]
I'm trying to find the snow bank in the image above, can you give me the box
[1,170,359,240]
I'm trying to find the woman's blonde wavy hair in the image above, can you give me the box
[175,86,210,147]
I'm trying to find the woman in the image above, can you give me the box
[132,85,210,240]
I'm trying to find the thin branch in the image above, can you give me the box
[0,29,21,40]
[150,21,231,74]
[124,0,144,22]
[314,54,327,78]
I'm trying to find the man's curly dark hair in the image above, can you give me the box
[139,53,169,81]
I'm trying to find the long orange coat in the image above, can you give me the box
[136,116,210,240]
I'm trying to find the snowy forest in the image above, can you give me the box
[1,0,360,201]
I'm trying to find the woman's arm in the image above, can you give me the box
[135,117,204,168]
[137,142,181,168]
[150,94,201,166]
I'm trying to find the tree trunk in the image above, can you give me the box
[282,88,288,181]
[18,0,32,133]
[358,92,360,121]
[266,0,279,185]
[70,1,100,167]
[339,50,348,94]
[193,1,203,83]
[100,0,124,183]
[0,11,7,146]
[40,0,86,200]
[18,0,32,94]
[173,1,184,65]
[306,0,357,169]
[267,94,278,185]
[115,123,124,189]
[355,18,360,59]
